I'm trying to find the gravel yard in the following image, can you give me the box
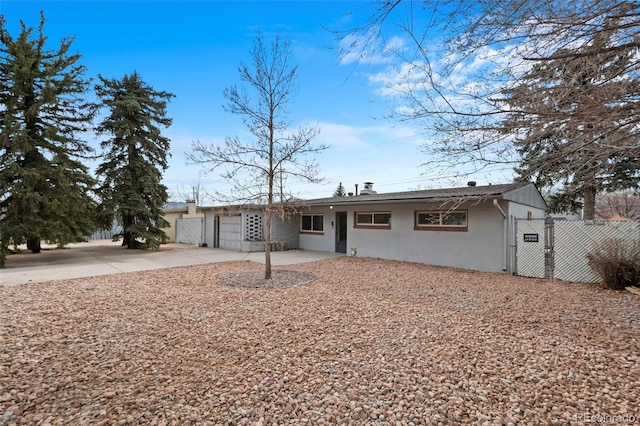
[1,257,639,426]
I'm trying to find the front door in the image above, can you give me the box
[335,212,347,253]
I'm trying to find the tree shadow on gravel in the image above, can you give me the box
[217,270,316,290]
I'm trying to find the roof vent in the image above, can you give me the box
[360,182,377,195]
[467,181,477,187]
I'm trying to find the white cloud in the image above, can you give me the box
[163,119,431,198]
[364,37,537,123]
[313,120,423,150]
[383,36,405,55]
[314,121,370,148]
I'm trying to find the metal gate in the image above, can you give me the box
[516,218,640,282]
[515,219,547,279]
[175,217,204,245]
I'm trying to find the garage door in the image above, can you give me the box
[219,215,242,251]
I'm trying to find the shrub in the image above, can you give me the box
[587,238,640,290]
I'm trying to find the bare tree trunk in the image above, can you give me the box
[27,237,41,253]
[583,185,596,220]
[265,143,274,279]
[122,214,134,248]
[186,34,325,276]
[264,208,272,279]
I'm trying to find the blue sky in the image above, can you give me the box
[1,0,509,203]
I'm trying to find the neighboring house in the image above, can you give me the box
[161,200,206,243]
[162,181,547,274]
[295,181,547,274]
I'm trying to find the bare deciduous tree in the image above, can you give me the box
[336,1,640,218]
[174,181,211,205]
[188,33,327,279]
[595,191,640,220]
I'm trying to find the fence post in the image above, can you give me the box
[544,217,555,279]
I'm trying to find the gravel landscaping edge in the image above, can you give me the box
[1,257,639,425]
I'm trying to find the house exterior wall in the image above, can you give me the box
[299,206,337,252]
[299,200,545,273]
[506,201,546,220]
[239,211,301,251]
[503,184,545,208]
[271,214,300,249]
[204,215,214,247]
[161,211,183,242]
[201,209,300,252]
[354,200,506,273]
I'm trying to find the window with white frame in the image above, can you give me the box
[300,214,324,233]
[415,210,467,230]
[355,212,391,228]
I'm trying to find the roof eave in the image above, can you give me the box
[298,194,505,207]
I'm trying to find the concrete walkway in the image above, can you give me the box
[0,240,344,285]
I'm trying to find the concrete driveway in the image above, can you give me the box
[0,240,343,285]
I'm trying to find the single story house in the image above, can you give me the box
[163,181,547,274]
[295,181,547,273]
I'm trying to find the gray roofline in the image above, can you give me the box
[172,182,546,211]
[297,182,536,207]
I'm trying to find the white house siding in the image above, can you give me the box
[507,200,546,220]
[299,207,337,252]
[204,215,214,247]
[358,201,506,273]
[298,200,546,273]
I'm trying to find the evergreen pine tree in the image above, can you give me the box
[507,24,640,219]
[0,13,98,265]
[333,182,346,197]
[95,72,174,249]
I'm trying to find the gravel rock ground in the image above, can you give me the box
[1,257,639,426]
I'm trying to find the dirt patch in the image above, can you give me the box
[218,269,316,289]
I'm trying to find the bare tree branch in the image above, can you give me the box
[336,1,640,216]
